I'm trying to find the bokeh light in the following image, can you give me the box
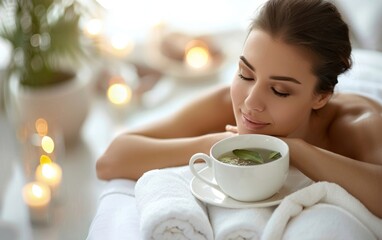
[185,41,210,69]
[35,118,48,136]
[107,83,132,105]
[41,136,55,154]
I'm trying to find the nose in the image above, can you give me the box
[244,82,266,112]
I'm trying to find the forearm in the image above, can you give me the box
[285,138,382,218]
[96,132,231,181]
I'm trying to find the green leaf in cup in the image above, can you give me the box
[232,149,264,164]
[268,151,282,160]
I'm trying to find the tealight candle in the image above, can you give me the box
[109,35,135,58]
[22,182,51,224]
[35,161,62,199]
[107,82,132,105]
[185,40,210,69]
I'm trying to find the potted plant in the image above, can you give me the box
[0,0,98,145]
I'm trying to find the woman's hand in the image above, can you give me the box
[225,124,239,134]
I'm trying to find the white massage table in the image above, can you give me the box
[86,48,382,240]
[87,0,382,237]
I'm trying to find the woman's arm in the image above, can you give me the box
[96,132,235,180]
[283,136,382,218]
[96,85,236,180]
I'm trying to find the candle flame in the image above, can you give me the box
[107,83,132,105]
[41,136,55,154]
[40,155,52,165]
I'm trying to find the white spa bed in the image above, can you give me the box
[86,49,382,240]
[87,0,382,237]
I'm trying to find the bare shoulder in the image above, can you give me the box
[328,93,382,164]
[172,84,235,134]
[129,85,235,138]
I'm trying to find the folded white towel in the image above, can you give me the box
[261,181,382,240]
[208,205,274,240]
[135,168,213,240]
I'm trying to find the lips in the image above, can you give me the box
[241,113,270,130]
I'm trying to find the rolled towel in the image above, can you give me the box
[208,205,274,240]
[262,181,382,240]
[135,169,213,240]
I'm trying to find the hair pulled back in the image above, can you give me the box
[250,0,352,93]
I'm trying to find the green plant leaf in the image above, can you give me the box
[232,149,264,164]
[0,0,100,87]
[268,151,282,160]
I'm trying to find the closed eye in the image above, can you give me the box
[238,73,254,81]
[271,87,290,97]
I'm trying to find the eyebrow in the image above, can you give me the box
[239,55,301,84]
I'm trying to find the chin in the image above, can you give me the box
[237,127,261,135]
[237,126,279,136]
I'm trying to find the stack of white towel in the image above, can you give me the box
[135,167,213,240]
[135,166,382,240]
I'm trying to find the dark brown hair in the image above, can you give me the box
[250,0,352,93]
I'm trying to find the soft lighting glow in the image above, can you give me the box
[22,182,51,207]
[35,162,62,190]
[110,35,134,51]
[41,136,55,154]
[35,118,48,136]
[42,164,56,179]
[84,19,103,37]
[32,184,43,198]
[185,41,210,69]
[107,83,132,105]
[108,36,135,57]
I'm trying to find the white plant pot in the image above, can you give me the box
[7,69,93,145]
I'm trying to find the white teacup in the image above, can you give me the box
[189,134,289,202]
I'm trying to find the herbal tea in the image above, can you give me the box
[218,148,282,166]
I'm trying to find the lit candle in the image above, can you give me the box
[107,82,132,105]
[35,157,62,199]
[109,35,135,57]
[84,18,103,38]
[185,40,210,69]
[22,181,51,223]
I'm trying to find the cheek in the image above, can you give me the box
[271,101,312,133]
[230,78,245,110]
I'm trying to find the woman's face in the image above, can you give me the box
[231,30,328,137]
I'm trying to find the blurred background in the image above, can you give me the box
[0,0,381,239]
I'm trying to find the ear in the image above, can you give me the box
[312,92,332,110]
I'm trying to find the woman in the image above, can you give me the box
[96,0,382,218]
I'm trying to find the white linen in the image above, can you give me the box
[261,181,382,240]
[208,205,273,240]
[337,49,382,104]
[135,168,213,240]
[282,203,377,240]
[86,179,141,240]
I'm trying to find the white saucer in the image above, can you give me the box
[190,166,313,208]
